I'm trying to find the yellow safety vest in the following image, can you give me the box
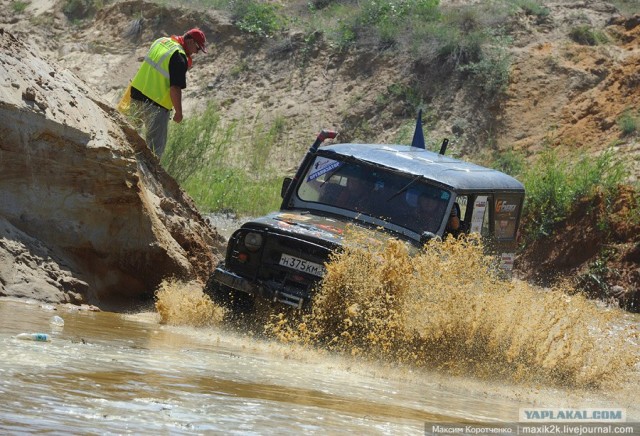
[131,37,185,110]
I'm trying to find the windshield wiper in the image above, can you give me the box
[320,163,346,187]
[386,175,422,202]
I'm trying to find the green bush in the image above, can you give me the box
[520,148,627,242]
[359,0,439,45]
[576,248,617,298]
[386,83,423,112]
[617,109,639,136]
[179,167,283,215]
[308,0,336,11]
[510,0,550,18]
[299,0,511,97]
[568,25,608,46]
[429,24,483,64]
[163,102,285,215]
[230,0,284,38]
[457,36,511,95]
[491,148,526,177]
[307,1,357,49]
[402,4,512,98]
[319,0,440,49]
[11,1,29,13]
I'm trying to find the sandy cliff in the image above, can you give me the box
[0,29,222,309]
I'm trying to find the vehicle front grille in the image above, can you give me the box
[258,232,333,288]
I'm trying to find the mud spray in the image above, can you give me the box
[156,229,639,389]
[155,279,226,327]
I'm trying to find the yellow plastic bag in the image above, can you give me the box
[117,83,132,114]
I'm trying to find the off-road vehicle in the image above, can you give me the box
[205,128,525,311]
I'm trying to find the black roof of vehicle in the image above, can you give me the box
[318,143,525,192]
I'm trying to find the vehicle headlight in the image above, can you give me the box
[243,232,264,252]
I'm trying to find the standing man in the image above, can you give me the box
[130,28,207,158]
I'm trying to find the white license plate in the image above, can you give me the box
[279,254,326,277]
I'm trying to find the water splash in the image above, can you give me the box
[155,279,226,327]
[266,230,639,389]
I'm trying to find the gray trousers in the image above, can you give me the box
[133,100,170,158]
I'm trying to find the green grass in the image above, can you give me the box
[179,168,284,215]
[617,109,639,136]
[230,0,286,38]
[520,147,627,243]
[247,114,288,172]
[11,0,29,13]
[510,0,550,18]
[162,102,285,215]
[490,148,526,177]
[568,25,609,46]
[162,103,225,185]
[408,4,512,97]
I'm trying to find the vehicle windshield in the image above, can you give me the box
[297,156,451,234]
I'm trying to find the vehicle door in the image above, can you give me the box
[455,193,523,276]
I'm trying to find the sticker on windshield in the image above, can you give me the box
[307,158,343,181]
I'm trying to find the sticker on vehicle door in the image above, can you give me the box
[470,196,488,233]
[494,196,520,239]
[500,252,515,270]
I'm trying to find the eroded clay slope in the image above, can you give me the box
[0,29,222,308]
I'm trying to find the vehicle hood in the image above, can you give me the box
[243,212,348,244]
[242,211,416,252]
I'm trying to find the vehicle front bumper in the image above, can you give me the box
[212,266,257,296]
[211,266,308,309]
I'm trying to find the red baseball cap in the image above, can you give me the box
[185,28,207,53]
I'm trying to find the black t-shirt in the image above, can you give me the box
[131,51,188,105]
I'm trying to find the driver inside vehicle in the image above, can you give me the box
[335,175,372,212]
[445,202,465,237]
[412,192,445,233]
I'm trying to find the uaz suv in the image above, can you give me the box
[205,129,525,312]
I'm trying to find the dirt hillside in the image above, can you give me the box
[3,0,637,174]
[0,0,638,308]
[0,28,224,309]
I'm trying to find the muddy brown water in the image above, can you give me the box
[2,222,639,434]
[1,295,638,435]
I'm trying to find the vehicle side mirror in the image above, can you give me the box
[281,177,292,198]
[420,231,436,245]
